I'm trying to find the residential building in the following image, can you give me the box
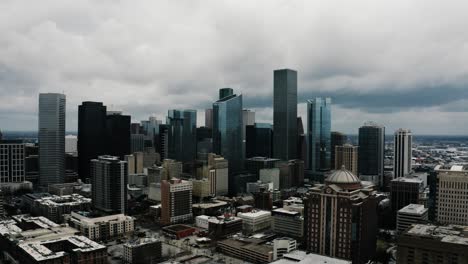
[358,122,385,187]
[38,93,66,186]
[273,69,298,161]
[32,194,91,223]
[68,212,134,241]
[0,140,25,183]
[394,128,413,178]
[335,144,358,176]
[304,166,378,263]
[397,224,468,264]
[306,97,331,173]
[161,178,193,225]
[397,204,428,234]
[91,155,128,214]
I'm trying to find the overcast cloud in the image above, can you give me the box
[1,0,468,135]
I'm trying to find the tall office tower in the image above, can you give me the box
[242,109,255,156]
[394,128,413,178]
[331,131,347,169]
[106,111,131,159]
[156,124,169,160]
[141,116,161,142]
[213,89,243,194]
[161,178,193,225]
[130,134,145,153]
[65,135,77,154]
[297,117,307,165]
[390,177,423,225]
[219,87,233,99]
[306,97,332,173]
[433,165,468,225]
[245,157,280,176]
[166,109,197,163]
[246,123,273,158]
[78,101,107,181]
[273,69,297,161]
[0,140,25,183]
[358,122,385,187]
[39,93,66,187]
[335,144,358,176]
[205,109,213,129]
[91,155,128,214]
[276,159,305,189]
[304,167,378,263]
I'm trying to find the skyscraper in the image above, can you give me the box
[306,97,331,173]
[358,122,385,187]
[205,109,213,129]
[161,178,193,225]
[166,109,197,163]
[106,111,131,159]
[246,123,273,158]
[213,89,243,194]
[335,144,358,176]
[394,128,412,178]
[39,93,66,187]
[273,69,297,160]
[0,140,25,183]
[78,101,107,181]
[331,131,347,169]
[91,155,128,214]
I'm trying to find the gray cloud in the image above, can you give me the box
[1,0,468,135]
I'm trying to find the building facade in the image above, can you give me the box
[397,204,428,234]
[0,140,25,183]
[246,123,273,158]
[394,128,413,178]
[331,132,347,170]
[106,111,131,159]
[161,178,193,225]
[335,144,358,176]
[358,122,385,187]
[306,97,331,173]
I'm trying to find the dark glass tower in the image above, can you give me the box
[106,112,131,159]
[273,69,298,161]
[358,122,385,187]
[213,89,243,194]
[307,97,331,172]
[246,123,273,158]
[167,109,197,163]
[39,93,66,187]
[331,131,347,169]
[78,102,107,181]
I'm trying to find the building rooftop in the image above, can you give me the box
[124,238,160,248]
[70,212,134,225]
[391,177,423,183]
[192,200,228,209]
[272,208,300,216]
[405,224,468,245]
[238,210,271,219]
[398,204,428,215]
[272,250,351,263]
[34,194,91,207]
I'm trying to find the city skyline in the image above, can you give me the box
[1,1,468,134]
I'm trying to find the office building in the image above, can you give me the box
[192,179,213,200]
[125,152,144,175]
[276,159,305,189]
[238,210,271,234]
[358,122,385,187]
[0,190,4,217]
[335,144,358,176]
[167,109,197,163]
[232,172,257,195]
[213,88,243,191]
[91,155,128,214]
[331,131,347,169]
[394,128,413,178]
[65,135,77,154]
[304,166,378,263]
[271,208,304,238]
[271,250,351,264]
[273,69,297,161]
[205,108,213,128]
[246,123,273,158]
[207,215,243,239]
[161,178,193,225]
[434,165,468,225]
[297,117,307,166]
[68,211,134,241]
[273,238,297,260]
[32,194,91,223]
[206,153,229,196]
[218,237,273,264]
[390,177,424,222]
[397,224,468,264]
[245,156,280,176]
[397,204,428,234]
[260,168,280,190]
[123,238,162,264]
[0,140,25,183]
[306,97,331,173]
[253,189,273,210]
[242,109,255,157]
[106,111,131,159]
[78,101,107,181]
[130,134,145,153]
[38,93,66,186]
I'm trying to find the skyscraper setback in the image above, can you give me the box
[38,93,66,187]
[306,97,331,173]
[273,69,298,161]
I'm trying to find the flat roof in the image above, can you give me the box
[406,224,468,245]
[398,204,428,215]
[238,210,271,218]
[273,250,351,263]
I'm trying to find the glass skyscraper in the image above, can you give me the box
[167,109,197,163]
[213,89,243,194]
[307,97,331,172]
[39,93,66,187]
[273,69,298,161]
[358,122,385,187]
[105,111,131,159]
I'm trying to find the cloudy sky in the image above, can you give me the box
[1,0,468,135]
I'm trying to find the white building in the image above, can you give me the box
[397,204,428,233]
[237,210,271,234]
[65,135,78,154]
[68,212,134,241]
[195,215,211,230]
[394,129,412,178]
[273,237,297,260]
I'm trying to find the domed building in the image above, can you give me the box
[304,166,378,264]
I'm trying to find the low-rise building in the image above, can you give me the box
[397,204,428,234]
[271,250,351,263]
[123,238,162,264]
[271,208,304,238]
[397,224,468,263]
[31,194,91,223]
[162,224,196,240]
[196,215,210,230]
[237,210,271,234]
[67,212,134,241]
[208,215,243,239]
[217,237,273,264]
[192,200,229,216]
[273,237,297,260]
